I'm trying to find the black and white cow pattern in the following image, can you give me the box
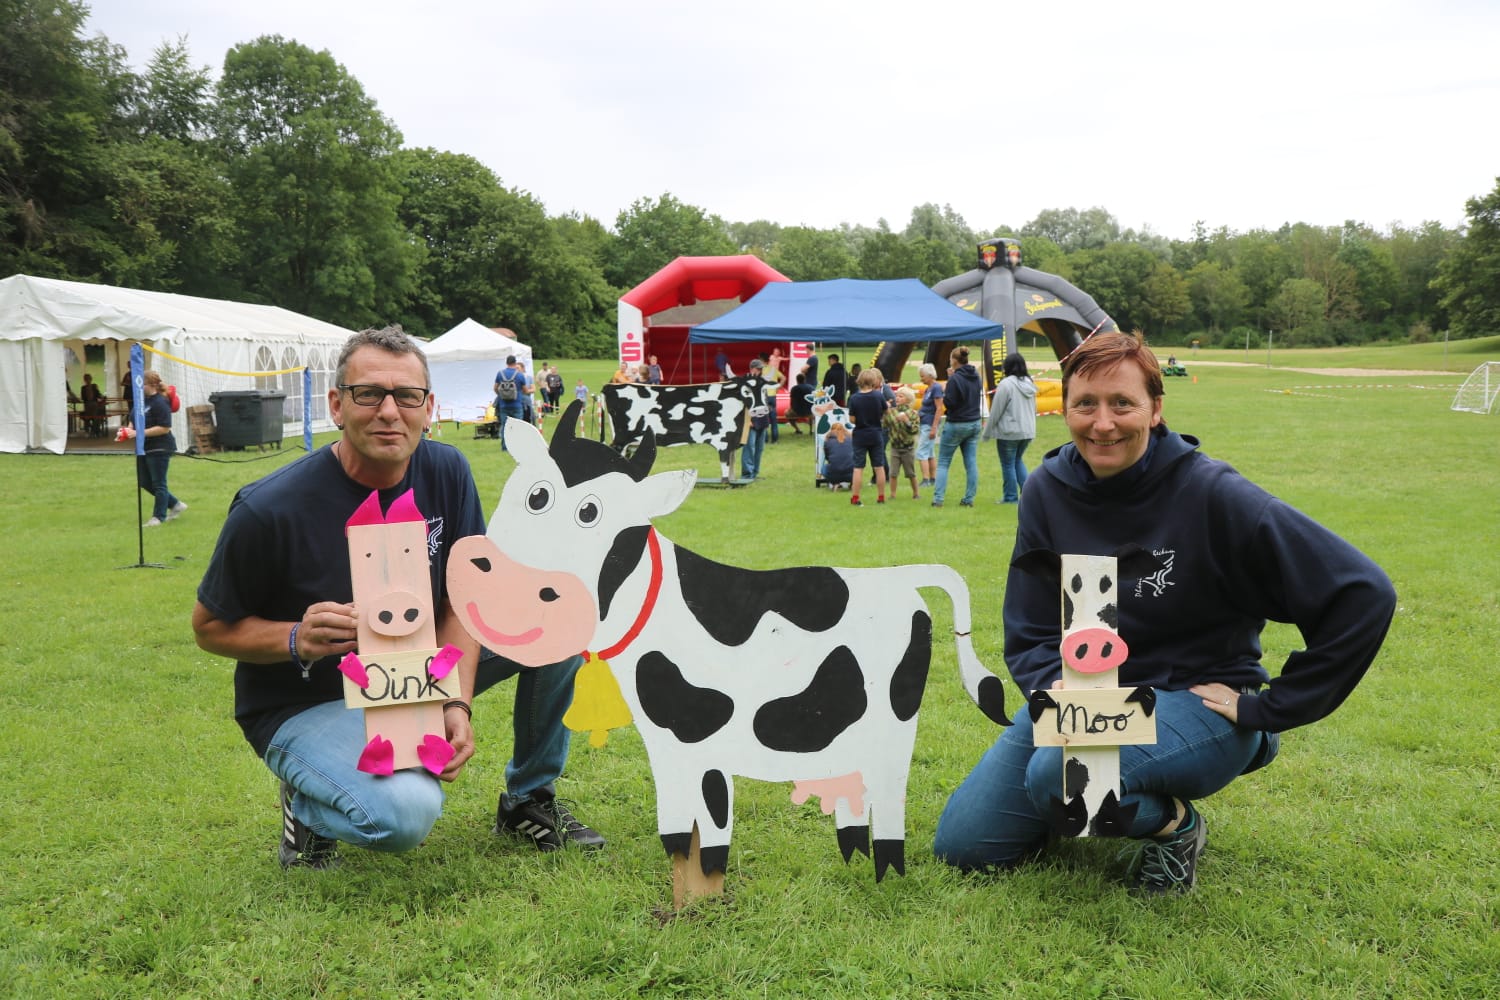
[449,402,1011,882]
[602,375,771,483]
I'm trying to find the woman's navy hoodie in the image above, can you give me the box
[941,363,983,422]
[1004,423,1395,734]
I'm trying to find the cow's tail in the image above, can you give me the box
[910,564,1011,726]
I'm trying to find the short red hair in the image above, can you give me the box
[1062,331,1164,402]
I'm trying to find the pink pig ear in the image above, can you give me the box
[346,491,385,531]
[384,489,425,524]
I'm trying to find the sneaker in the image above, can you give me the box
[167,501,188,520]
[279,781,340,870]
[959,499,974,507]
[143,517,164,527]
[876,496,885,504]
[1132,804,1206,894]
[850,497,863,507]
[496,792,605,852]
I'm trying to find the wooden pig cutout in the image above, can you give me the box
[447,402,1010,899]
[338,490,463,776]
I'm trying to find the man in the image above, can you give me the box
[516,360,536,427]
[822,353,848,406]
[740,358,770,480]
[714,348,733,380]
[193,326,602,870]
[492,354,525,451]
[544,364,564,413]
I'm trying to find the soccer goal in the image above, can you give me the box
[1451,361,1500,415]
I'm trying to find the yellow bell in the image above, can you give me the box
[563,654,632,747]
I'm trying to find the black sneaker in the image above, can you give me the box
[278,781,340,870]
[495,791,605,852]
[1132,804,1206,894]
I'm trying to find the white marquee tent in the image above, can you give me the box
[0,274,356,454]
[424,318,533,424]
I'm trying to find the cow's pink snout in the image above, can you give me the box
[1063,627,1129,674]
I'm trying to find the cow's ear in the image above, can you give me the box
[1011,548,1061,586]
[639,469,697,520]
[505,415,549,466]
[1111,544,1160,580]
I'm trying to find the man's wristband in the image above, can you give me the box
[288,622,310,680]
[443,700,472,719]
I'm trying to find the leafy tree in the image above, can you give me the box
[903,202,975,262]
[727,219,780,258]
[214,36,417,326]
[1012,235,1065,275]
[857,230,925,280]
[1269,277,1326,341]
[606,193,735,289]
[1186,260,1249,333]
[1233,230,1294,328]
[1023,206,1120,253]
[1066,242,1160,332]
[1388,220,1457,330]
[1139,259,1192,334]
[766,226,856,281]
[1432,178,1500,339]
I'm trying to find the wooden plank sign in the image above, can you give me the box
[1024,551,1159,839]
[337,490,462,777]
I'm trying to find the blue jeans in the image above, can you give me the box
[136,451,179,521]
[497,405,523,450]
[932,688,1278,871]
[267,652,583,852]
[996,438,1030,502]
[740,425,766,479]
[933,420,980,505]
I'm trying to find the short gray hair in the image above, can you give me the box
[335,325,430,386]
[918,362,937,379]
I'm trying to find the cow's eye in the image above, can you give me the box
[526,482,554,514]
[574,494,602,527]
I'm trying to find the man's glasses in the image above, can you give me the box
[338,384,430,408]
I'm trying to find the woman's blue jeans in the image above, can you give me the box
[267,652,583,852]
[136,451,179,521]
[996,438,1030,502]
[933,688,1277,871]
[933,420,980,505]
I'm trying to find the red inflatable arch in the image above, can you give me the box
[618,256,792,385]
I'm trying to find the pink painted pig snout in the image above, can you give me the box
[365,590,427,638]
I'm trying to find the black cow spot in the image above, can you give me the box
[1099,573,1113,594]
[753,647,867,753]
[635,651,734,744]
[1064,755,1091,797]
[674,546,849,646]
[888,611,932,722]
[702,770,729,830]
[1062,588,1075,631]
[597,525,649,621]
[1098,601,1118,630]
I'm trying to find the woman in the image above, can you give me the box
[930,346,982,508]
[981,353,1037,504]
[915,363,942,487]
[134,370,186,526]
[933,332,1396,893]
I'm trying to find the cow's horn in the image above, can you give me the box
[551,400,583,453]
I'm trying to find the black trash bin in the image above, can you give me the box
[209,390,286,449]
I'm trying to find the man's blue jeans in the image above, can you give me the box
[933,420,980,505]
[497,404,524,451]
[740,425,766,479]
[996,438,1030,502]
[266,652,583,852]
[932,688,1278,871]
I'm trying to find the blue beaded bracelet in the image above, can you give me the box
[289,622,310,680]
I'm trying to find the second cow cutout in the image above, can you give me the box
[448,402,1011,901]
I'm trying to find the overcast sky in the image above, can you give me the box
[84,0,1500,242]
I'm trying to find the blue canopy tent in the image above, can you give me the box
[689,278,1004,345]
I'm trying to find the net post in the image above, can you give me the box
[303,366,313,451]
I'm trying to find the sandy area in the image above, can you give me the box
[1028,359,1452,378]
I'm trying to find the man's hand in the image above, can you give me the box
[296,601,359,661]
[440,704,475,781]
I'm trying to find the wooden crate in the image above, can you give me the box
[187,404,219,454]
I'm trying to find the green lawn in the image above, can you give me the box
[3,344,1497,998]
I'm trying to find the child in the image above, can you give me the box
[884,387,921,499]
[822,422,854,491]
[846,367,888,506]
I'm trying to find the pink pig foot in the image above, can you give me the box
[417,734,456,776]
[357,735,394,775]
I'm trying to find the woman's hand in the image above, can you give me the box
[1190,683,1239,723]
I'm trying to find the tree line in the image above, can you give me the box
[4,2,1498,359]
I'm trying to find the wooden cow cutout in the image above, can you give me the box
[601,375,771,483]
[447,402,1010,903]
[337,490,463,776]
[1015,549,1159,838]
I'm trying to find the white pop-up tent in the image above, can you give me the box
[424,318,533,423]
[0,274,357,454]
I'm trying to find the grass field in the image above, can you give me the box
[3,341,1498,998]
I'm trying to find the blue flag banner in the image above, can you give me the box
[130,344,146,457]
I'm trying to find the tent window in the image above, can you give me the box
[281,347,301,423]
[307,349,328,423]
[254,347,277,392]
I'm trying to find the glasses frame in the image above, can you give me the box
[337,383,431,408]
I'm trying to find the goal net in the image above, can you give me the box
[138,344,323,454]
[1451,361,1500,415]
